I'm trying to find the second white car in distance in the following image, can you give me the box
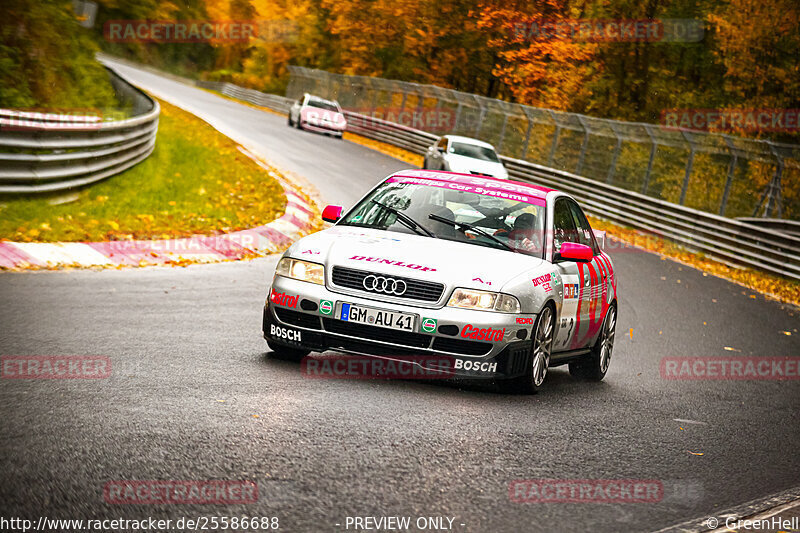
[423,135,509,179]
[288,93,347,138]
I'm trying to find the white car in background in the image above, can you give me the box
[423,135,509,179]
[288,93,347,138]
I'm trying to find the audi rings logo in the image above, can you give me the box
[363,275,408,296]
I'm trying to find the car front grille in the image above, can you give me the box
[322,318,432,348]
[274,307,322,330]
[431,337,492,356]
[331,266,444,302]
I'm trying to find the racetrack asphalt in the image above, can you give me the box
[0,60,798,533]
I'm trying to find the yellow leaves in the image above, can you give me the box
[168,201,176,206]
[688,451,704,456]
[198,187,206,195]
[724,346,741,352]
[108,221,120,230]
[96,195,108,202]
[782,331,792,336]
[39,222,51,231]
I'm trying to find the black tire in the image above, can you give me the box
[296,119,303,130]
[422,156,429,169]
[569,305,616,381]
[267,340,309,362]
[287,113,294,126]
[501,304,555,394]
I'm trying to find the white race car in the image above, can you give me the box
[288,93,346,138]
[263,169,617,393]
[423,135,509,179]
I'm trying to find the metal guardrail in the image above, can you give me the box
[736,218,800,238]
[0,67,159,194]
[287,66,800,222]
[196,81,293,114]
[140,74,800,281]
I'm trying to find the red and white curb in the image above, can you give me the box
[0,148,318,270]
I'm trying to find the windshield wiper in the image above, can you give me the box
[428,213,516,252]
[371,200,435,238]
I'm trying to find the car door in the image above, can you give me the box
[551,198,582,351]
[566,199,609,350]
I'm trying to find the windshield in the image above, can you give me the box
[307,99,339,112]
[449,142,500,162]
[340,178,546,257]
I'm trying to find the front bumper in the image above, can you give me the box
[301,121,345,135]
[263,276,535,380]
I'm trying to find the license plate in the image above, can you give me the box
[337,303,416,332]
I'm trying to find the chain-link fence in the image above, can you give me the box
[286,66,800,221]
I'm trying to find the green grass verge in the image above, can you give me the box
[0,99,286,242]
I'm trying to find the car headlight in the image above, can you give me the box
[275,257,325,285]
[447,288,521,313]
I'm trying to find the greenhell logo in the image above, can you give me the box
[320,300,333,315]
[421,317,437,333]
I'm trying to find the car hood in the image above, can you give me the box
[444,154,506,178]
[287,226,543,292]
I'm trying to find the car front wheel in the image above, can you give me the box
[287,113,294,126]
[569,305,616,381]
[503,304,554,394]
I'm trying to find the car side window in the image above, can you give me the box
[552,199,578,253]
[567,201,597,253]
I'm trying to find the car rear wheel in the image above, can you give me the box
[502,305,554,394]
[267,340,309,362]
[569,305,616,381]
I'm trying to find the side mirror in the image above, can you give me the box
[436,146,445,153]
[555,242,593,263]
[321,205,343,223]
